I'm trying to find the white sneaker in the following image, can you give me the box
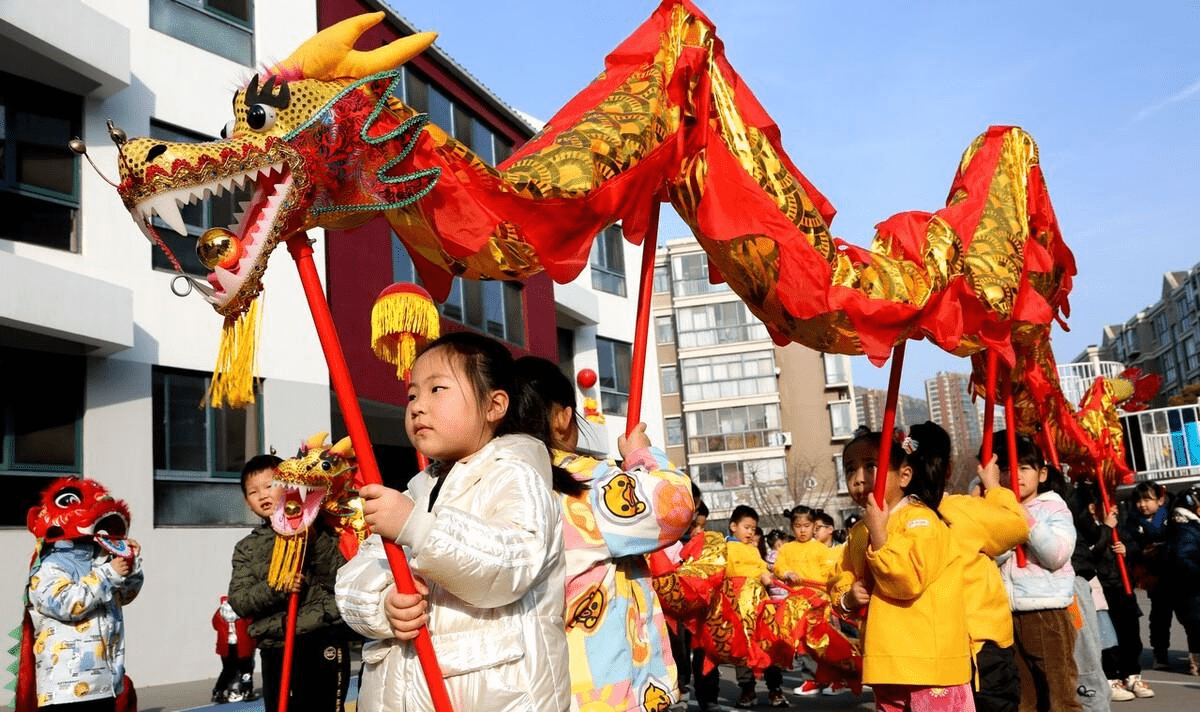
[792,680,821,696]
[1125,675,1154,698]
[1109,679,1135,702]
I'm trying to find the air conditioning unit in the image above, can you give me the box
[781,431,792,447]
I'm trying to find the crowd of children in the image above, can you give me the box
[26,329,1200,712]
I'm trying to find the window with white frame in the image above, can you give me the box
[150,0,254,65]
[671,253,728,297]
[675,301,769,349]
[829,401,854,440]
[590,225,626,296]
[0,72,82,252]
[0,346,84,526]
[596,337,632,417]
[653,263,671,294]
[823,353,850,387]
[680,350,776,401]
[661,365,679,395]
[153,367,262,526]
[655,315,675,345]
[665,416,683,446]
[686,403,782,454]
[833,452,848,494]
[690,457,784,487]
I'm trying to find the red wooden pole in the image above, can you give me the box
[1094,475,1133,595]
[286,237,454,712]
[277,590,299,712]
[1003,380,1028,567]
[624,202,661,435]
[872,342,907,509]
[980,351,998,464]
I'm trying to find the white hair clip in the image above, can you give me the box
[901,436,918,454]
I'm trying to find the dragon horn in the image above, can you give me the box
[280,12,437,81]
[329,436,355,460]
[304,432,330,451]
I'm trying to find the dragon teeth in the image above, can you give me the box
[145,194,188,236]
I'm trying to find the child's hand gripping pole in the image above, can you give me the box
[289,241,454,712]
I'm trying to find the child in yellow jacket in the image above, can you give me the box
[941,455,1030,712]
[855,423,975,711]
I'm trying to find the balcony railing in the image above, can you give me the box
[1057,361,1125,407]
[1120,403,1200,484]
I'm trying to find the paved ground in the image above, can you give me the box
[128,590,1197,711]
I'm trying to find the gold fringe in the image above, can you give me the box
[207,300,262,409]
[267,531,308,591]
[371,292,440,380]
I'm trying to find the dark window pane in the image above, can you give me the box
[0,475,61,528]
[155,480,259,526]
[213,403,252,476]
[149,0,253,65]
[442,279,463,321]
[597,340,615,389]
[5,347,82,469]
[405,70,429,113]
[471,119,495,164]
[483,281,505,338]
[428,87,453,133]
[17,143,74,195]
[206,0,252,23]
[494,139,513,165]
[503,282,525,346]
[463,279,484,329]
[0,191,73,250]
[165,373,208,472]
[453,105,473,146]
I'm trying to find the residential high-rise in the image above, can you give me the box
[924,372,982,462]
[653,239,854,524]
[854,387,931,433]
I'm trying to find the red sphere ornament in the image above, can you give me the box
[576,368,598,389]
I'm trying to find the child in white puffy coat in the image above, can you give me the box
[336,333,569,712]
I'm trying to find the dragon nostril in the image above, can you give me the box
[146,144,168,162]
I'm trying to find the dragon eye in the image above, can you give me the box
[321,461,332,471]
[221,120,236,139]
[246,105,277,131]
[54,488,82,508]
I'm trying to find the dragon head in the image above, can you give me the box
[113,13,438,319]
[27,478,131,547]
[271,431,361,539]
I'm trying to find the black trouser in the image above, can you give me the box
[1100,585,1143,679]
[693,648,721,708]
[215,654,255,695]
[736,664,782,693]
[974,640,1020,712]
[1147,586,1175,655]
[669,626,691,690]
[260,637,351,712]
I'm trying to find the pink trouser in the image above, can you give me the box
[873,682,976,712]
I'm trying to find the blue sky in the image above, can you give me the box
[385,0,1199,396]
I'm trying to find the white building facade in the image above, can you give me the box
[0,0,329,691]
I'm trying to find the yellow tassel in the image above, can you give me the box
[267,531,308,591]
[371,289,439,381]
[207,300,262,408]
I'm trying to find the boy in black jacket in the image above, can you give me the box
[228,455,353,712]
